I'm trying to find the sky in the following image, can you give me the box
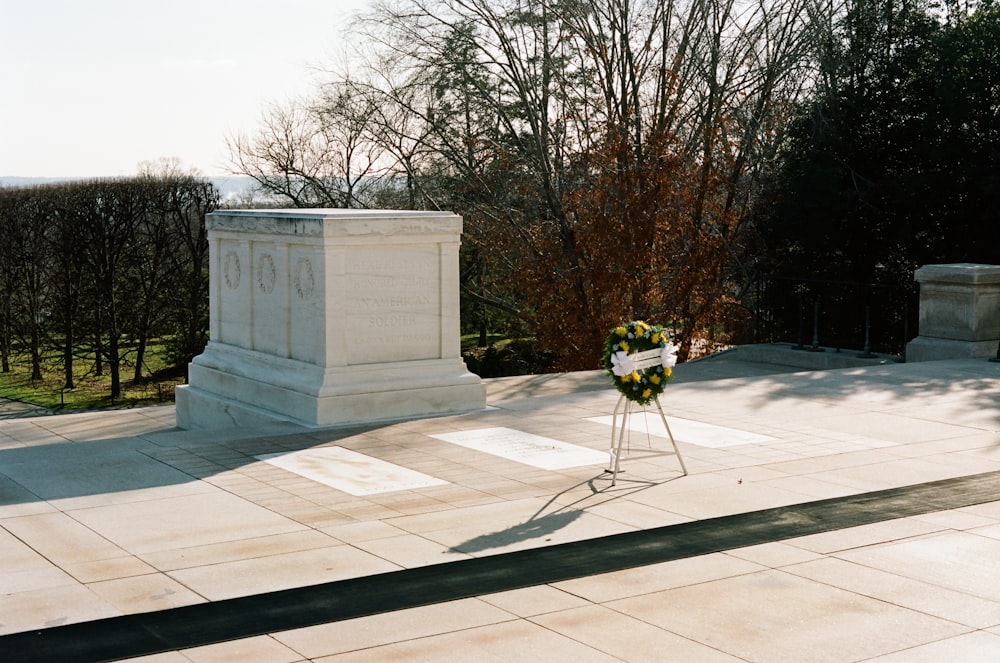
[1,0,371,178]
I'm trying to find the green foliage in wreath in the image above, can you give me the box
[601,320,676,405]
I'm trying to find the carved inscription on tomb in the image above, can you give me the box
[346,247,440,364]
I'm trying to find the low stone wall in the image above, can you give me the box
[735,343,895,370]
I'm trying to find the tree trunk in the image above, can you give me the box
[30,322,43,381]
[107,281,122,399]
[108,329,121,400]
[133,333,148,383]
[477,269,488,347]
[0,332,9,373]
[0,308,10,372]
[61,276,76,389]
[94,328,104,377]
[478,317,488,347]
[133,304,152,383]
[63,321,74,389]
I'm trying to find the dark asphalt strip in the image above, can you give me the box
[5,469,1000,663]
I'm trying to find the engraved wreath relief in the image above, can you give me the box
[257,253,276,294]
[294,257,315,300]
[223,251,241,290]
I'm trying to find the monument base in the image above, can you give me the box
[905,336,999,363]
[176,342,486,429]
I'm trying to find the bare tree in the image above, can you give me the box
[47,183,87,389]
[0,196,13,373]
[226,0,824,365]
[226,83,390,209]
[71,179,150,399]
[0,187,55,380]
[157,174,217,372]
[347,0,819,362]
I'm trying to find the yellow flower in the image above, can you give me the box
[650,374,661,385]
[620,372,632,383]
[615,326,627,337]
[642,388,652,399]
[651,332,660,344]
[620,341,629,352]
[631,371,641,382]
[635,321,648,334]
[664,367,672,378]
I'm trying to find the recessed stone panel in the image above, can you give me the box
[587,413,779,448]
[216,239,249,350]
[345,245,441,364]
[430,428,608,470]
[256,447,448,496]
[249,242,285,357]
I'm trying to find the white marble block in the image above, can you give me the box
[905,263,1000,362]
[176,209,485,429]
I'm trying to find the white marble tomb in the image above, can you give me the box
[176,209,486,429]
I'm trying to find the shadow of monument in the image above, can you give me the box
[0,423,386,507]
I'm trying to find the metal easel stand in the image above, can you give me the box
[607,393,688,486]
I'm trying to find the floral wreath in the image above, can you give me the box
[601,320,678,405]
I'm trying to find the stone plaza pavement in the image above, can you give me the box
[3,349,1000,661]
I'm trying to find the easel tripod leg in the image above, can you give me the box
[609,394,628,486]
[653,397,687,475]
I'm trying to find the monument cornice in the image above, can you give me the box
[207,209,462,238]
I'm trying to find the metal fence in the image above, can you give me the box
[750,276,919,359]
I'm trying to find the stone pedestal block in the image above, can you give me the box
[905,263,1000,362]
[176,209,485,429]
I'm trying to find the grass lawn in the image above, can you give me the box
[0,341,185,411]
[2,334,541,411]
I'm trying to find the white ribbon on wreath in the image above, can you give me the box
[610,351,636,377]
[661,343,679,368]
[612,343,678,377]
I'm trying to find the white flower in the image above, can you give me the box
[661,343,678,369]
[611,350,636,377]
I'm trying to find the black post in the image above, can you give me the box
[795,295,805,349]
[991,306,1000,363]
[754,278,761,344]
[903,298,910,362]
[809,300,824,352]
[858,305,877,358]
